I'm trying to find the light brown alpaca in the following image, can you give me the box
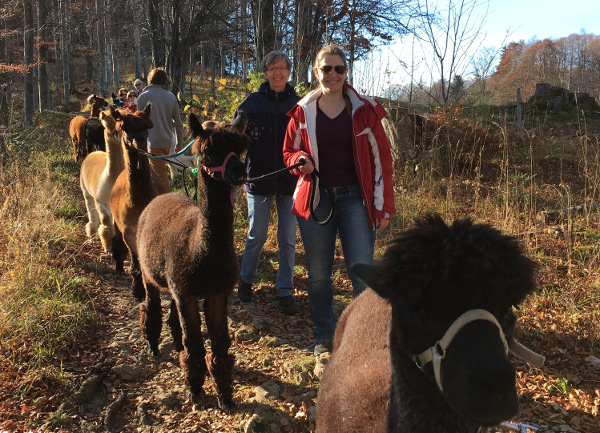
[79,106,125,252]
[69,116,88,163]
[109,103,169,302]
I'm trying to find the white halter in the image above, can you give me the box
[411,309,508,392]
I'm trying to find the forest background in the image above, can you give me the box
[2,0,600,125]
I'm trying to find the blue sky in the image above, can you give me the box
[484,0,600,48]
[356,0,600,94]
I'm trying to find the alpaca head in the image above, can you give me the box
[353,214,538,427]
[189,113,249,185]
[87,94,109,109]
[115,103,153,152]
[99,106,118,132]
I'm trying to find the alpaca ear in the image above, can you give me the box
[231,111,248,133]
[352,263,381,290]
[352,263,396,301]
[189,113,211,139]
[142,102,152,117]
[109,105,121,119]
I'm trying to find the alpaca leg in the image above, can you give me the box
[173,294,208,403]
[111,224,127,275]
[123,229,145,302]
[139,277,162,356]
[204,295,234,412]
[168,299,183,352]
[97,203,115,252]
[72,138,80,163]
[130,253,145,303]
[82,192,100,239]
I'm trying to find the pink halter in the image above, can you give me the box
[201,152,237,181]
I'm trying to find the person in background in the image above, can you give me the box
[134,78,144,96]
[283,44,395,355]
[234,50,301,315]
[136,68,183,191]
[122,90,137,113]
[118,88,127,105]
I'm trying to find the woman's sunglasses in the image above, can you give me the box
[318,65,347,75]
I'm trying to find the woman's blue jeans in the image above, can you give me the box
[297,183,375,342]
[240,192,297,297]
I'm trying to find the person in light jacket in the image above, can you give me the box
[136,68,183,191]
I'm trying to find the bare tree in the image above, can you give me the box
[293,0,327,86]
[323,0,418,84]
[415,0,494,105]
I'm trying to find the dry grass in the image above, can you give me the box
[0,114,98,374]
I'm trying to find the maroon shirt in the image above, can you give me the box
[316,105,358,187]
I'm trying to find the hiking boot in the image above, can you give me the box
[314,340,333,357]
[237,279,252,303]
[278,295,299,315]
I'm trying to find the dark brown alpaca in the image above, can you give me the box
[136,113,249,412]
[316,214,540,433]
[68,95,109,163]
[109,103,169,302]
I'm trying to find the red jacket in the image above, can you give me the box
[283,84,395,227]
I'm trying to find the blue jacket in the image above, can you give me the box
[233,81,300,195]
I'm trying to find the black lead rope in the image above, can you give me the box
[243,159,335,226]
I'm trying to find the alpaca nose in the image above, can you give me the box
[225,158,246,185]
[466,358,516,392]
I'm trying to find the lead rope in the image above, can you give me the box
[243,158,335,225]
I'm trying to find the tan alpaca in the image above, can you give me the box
[109,103,168,302]
[79,106,125,252]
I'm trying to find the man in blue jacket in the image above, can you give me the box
[233,50,301,315]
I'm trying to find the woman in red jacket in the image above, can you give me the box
[283,44,395,357]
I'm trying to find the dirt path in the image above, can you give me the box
[53,258,322,433]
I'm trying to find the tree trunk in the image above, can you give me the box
[96,0,107,95]
[0,17,9,127]
[134,23,142,80]
[59,0,70,106]
[167,0,183,99]
[23,0,35,125]
[148,0,165,67]
[251,0,275,69]
[37,0,50,111]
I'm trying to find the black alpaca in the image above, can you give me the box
[316,214,539,433]
[135,113,249,412]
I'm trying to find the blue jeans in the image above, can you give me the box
[297,183,375,342]
[240,193,297,297]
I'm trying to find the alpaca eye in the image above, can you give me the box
[416,310,431,323]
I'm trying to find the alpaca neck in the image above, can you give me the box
[122,142,152,201]
[104,130,124,180]
[387,331,477,433]
[195,172,235,244]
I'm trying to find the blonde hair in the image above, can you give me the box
[314,44,351,115]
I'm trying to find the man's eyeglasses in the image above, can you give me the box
[266,67,289,74]
[135,83,143,87]
[318,65,347,75]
